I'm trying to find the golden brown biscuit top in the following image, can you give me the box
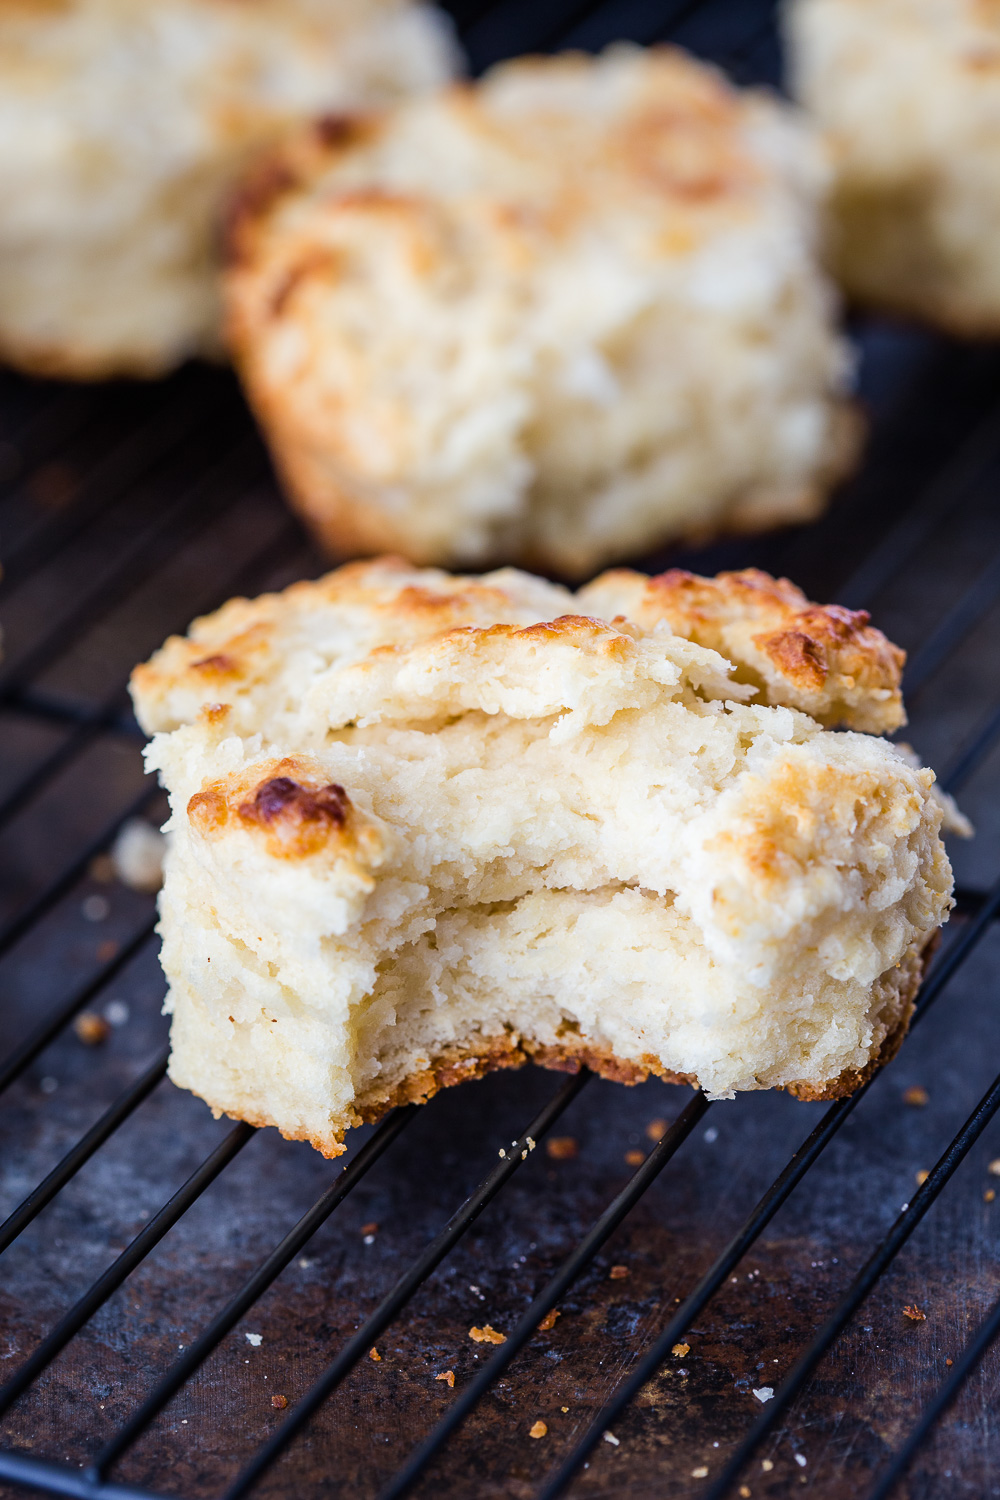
[131,556,905,742]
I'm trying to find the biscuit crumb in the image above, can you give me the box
[691,1467,708,1479]
[271,1394,287,1409]
[646,1118,668,1141]
[603,1431,619,1447]
[435,1370,455,1387]
[546,1137,578,1160]
[73,1012,111,1046]
[903,1085,929,1107]
[369,1348,381,1361]
[529,1420,548,1439]
[245,1332,262,1346]
[762,1460,774,1472]
[537,1309,560,1331]
[111,819,166,893]
[469,1324,506,1344]
[916,1170,929,1186]
[985,1190,996,1203]
[561,1405,569,1412]
[361,1222,379,1235]
[625,1150,644,1166]
[989,1159,1000,1177]
[672,1342,690,1357]
[903,1304,926,1322]
[609,1265,629,1280]
[739,1488,751,1498]
[946,1358,953,1367]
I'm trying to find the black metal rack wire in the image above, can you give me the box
[3,3,1000,1498]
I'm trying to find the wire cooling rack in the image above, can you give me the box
[3,3,1000,1498]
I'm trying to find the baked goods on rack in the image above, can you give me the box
[131,558,953,1158]
[787,0,1000,334]
[225,45,856,577]
[0,0,455,379]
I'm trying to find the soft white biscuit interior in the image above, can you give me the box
[133,561,951,1156]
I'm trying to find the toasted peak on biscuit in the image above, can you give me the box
[578,566,905,733]
[225,44,854,575]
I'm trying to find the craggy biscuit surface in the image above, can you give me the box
[132,559,951,1157]
[0,0,455,378]
[225,45,855,576]
[787,0,1000,333]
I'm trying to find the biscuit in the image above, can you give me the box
[787,0,1000,334]
[0,0,456,379]
[224,45,856,577]
[131,558,952,1158]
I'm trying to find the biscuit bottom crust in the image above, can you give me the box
[194,932,936,1158]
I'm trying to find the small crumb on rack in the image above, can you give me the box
[537,1309,560,1332]
[646,1119,668,1142]
[902,1304,926,1322]
[739,1488,751,1498]
[546,1137,578,1161]
[271,1394,287,1410]
[672,1342,690,1357]
[903,1085,929,1108]
[761,1459,774,1472]
[691,1466,708,1479]
[603,1431,619,1447]
[361,1222,378,1235]
[989,1159,1000,1177]
[985,1189,996,1203]
[609,1265,629,1281]
[916,1170,929,1186]
[435,1370,455,1388]
[469,1324,506,1345]
[529,1420,547,1440]
[245,1332,263,1346]
[624,1150,644,1166]
[73,1012,111,1046]
[946,1358,953,1366]
[794,1455,807,1468]
[752,1387,774,1403]
[111,819,166,893]
[369,1348,381,1362]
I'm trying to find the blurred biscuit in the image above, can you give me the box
[787,0,1000,334]
[225,45,856,577]
[0,0,456,378]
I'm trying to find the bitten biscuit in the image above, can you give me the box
[131,559,953,1158]
[787,0,1000,334]
[0,0,455,379]
[224,45,856,577]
